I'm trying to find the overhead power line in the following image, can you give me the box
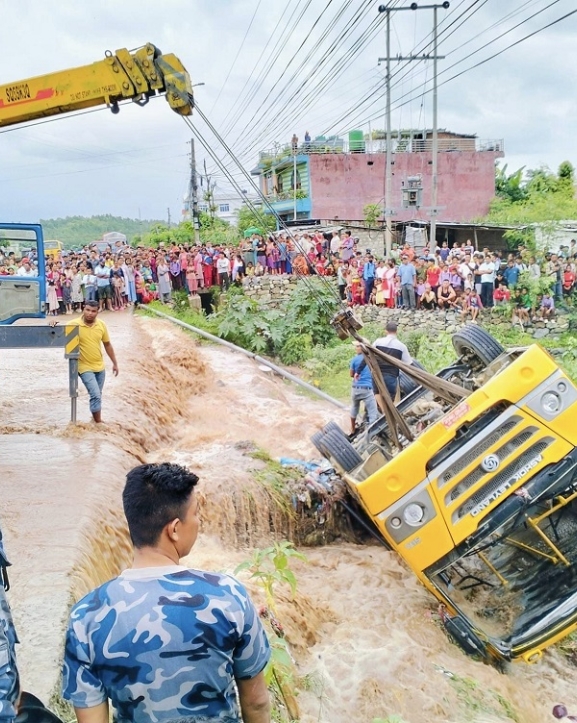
[209,0,264,115]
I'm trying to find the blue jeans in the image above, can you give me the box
[79,370,106,413]
[351,386,379,424]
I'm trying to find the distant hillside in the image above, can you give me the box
[39,215,164,248]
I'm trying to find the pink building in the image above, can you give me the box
[252,131,504,229]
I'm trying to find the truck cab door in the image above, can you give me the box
[0,224,45,325]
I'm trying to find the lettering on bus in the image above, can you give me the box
[470,454,543,517]
[442,401,471,429]
[5,83,31,103]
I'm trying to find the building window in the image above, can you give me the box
[219,204,230,213]
[291,169,302,190]
[199,204,208,212]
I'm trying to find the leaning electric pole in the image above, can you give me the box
[378,2,449,255]
[189,138,201,245]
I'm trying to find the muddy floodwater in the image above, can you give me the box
[1,312,576,722]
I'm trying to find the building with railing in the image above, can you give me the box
[182,184,261,226]
[251,129,504,233]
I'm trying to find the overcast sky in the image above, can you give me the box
[1,0,576,225]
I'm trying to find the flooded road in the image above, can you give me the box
[1,311,576,721]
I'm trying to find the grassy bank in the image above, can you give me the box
[140,298,577,402]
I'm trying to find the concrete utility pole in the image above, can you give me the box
[378,2,448,255]
[167,207,171,228]
[293,148,298,222]
[189,138,201,245]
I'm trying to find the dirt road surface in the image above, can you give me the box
[1,310,575,722]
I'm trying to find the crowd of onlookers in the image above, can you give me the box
[0,242,254,314]
[0,229,574,322]
[333,238,571,324]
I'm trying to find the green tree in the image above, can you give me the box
[38,214,163,248]
[485,162,577,248]
[236,205,277,237]
[363,203,382,228]
[557,160,575,197]
[495,163,527,203]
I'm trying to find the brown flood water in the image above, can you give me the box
[1,312,576,722]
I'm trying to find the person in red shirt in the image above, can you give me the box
[563,264,575,297]
[425,259,441,294]
[493,283,511,305]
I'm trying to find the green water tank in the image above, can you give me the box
[349,130,365,153]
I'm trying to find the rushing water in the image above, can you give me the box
[1,312,576,721]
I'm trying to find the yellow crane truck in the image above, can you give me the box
[0,43,194,722]
[0,42,193,325]
[315,315,577,665]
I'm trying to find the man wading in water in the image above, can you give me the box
[61,463,271,723]
[50,300,118,422]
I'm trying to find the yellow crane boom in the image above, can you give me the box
[0,42,193,127]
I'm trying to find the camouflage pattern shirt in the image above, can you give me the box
[0,526,19,723]
[0,586,19,723]
[61,566,270,723]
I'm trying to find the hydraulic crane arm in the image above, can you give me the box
[0,43,193,128]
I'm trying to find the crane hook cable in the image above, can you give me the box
[185,106,345,308]
[181,118,340,321]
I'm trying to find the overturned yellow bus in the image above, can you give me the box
[314,324,577,664]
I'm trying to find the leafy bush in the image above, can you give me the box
[217,277,339,361]
[516,269,554,309]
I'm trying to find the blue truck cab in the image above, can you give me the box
[0,224,46,325]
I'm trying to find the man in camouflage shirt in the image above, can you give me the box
[0,524,19,723]
[62,463,271,723]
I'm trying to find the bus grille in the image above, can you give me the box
[453,438,554,521]
[446,427,539,505]
[438,416,522,489]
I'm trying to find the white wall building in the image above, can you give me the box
[534,220,577,251]
[182,184,261,226]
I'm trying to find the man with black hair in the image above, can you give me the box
[50,301,118,423]
[372,321,412,407]
[62,463,271,723]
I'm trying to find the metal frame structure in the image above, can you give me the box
[0,325,80,422]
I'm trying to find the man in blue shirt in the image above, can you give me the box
[62,463,271,723]
[502,260,520,288]
[397,257,416,309]
[350,341,379,434]
[94,258,112,312]
[362,254,376,304]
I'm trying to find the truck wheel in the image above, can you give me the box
[322,429,363,473]
[322,420,348,437]
[311,431,328,456]
[452,325,504,370]
[399,360,425,398]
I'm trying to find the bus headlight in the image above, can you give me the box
[404,503,425,526]
[526,371,577,420]
[541,391,561,414]
[380,487,436,544]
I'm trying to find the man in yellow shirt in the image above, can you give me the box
[52,300,119,423]
[76,301,118,423]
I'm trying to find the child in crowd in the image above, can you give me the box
[112,272,125,310]
[538,292,555,319]
[493,283,511,305]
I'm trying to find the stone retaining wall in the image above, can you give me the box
[242,275,300,306]
[240,275,571,338]
[358,306,570,339]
